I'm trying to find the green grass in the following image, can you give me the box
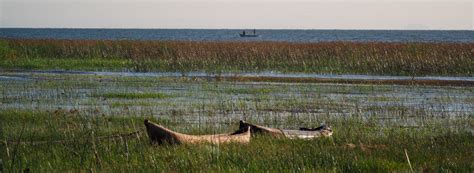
[0,57,132,71]
[367,96,401,102]
[221,87,273,95]
[110,101,155,108]
[1,110,472,172]
[96,92,172,99]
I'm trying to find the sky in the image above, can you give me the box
[0,0,472,30]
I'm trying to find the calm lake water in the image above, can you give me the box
[1,28,473,42]
[2,70,473,82]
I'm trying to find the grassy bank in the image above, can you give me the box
[1,39,472,76]
[1,110,473,172]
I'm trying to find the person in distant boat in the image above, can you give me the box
[253,29,256,35]
[242,30,246,36]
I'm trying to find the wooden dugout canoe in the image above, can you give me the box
[237,120,333,139]
[144,119,251,145]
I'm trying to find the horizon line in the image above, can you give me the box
[1,27,473,31]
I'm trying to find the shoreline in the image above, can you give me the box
[2,69,473,86]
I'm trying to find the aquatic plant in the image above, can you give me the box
[1,72,473,172]
[96,92,171,99]
[1,39,472,76]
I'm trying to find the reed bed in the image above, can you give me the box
[1,39,472,76]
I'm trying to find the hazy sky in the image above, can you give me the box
[1,0,472,30]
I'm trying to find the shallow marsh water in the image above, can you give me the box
[1,71,472,132]
[3,70,474,81]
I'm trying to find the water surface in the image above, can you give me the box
[4,70,473,82]
[1,28,473,42]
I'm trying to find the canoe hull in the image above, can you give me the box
[239,120,333,139]
[144,119,251,145]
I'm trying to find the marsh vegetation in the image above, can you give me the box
[1,39,472,76]
[1,38,472,171]
[1,72,472,172]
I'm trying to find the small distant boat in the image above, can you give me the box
[239,29,259,37]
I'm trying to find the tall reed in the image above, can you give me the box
[1,39,472,75]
